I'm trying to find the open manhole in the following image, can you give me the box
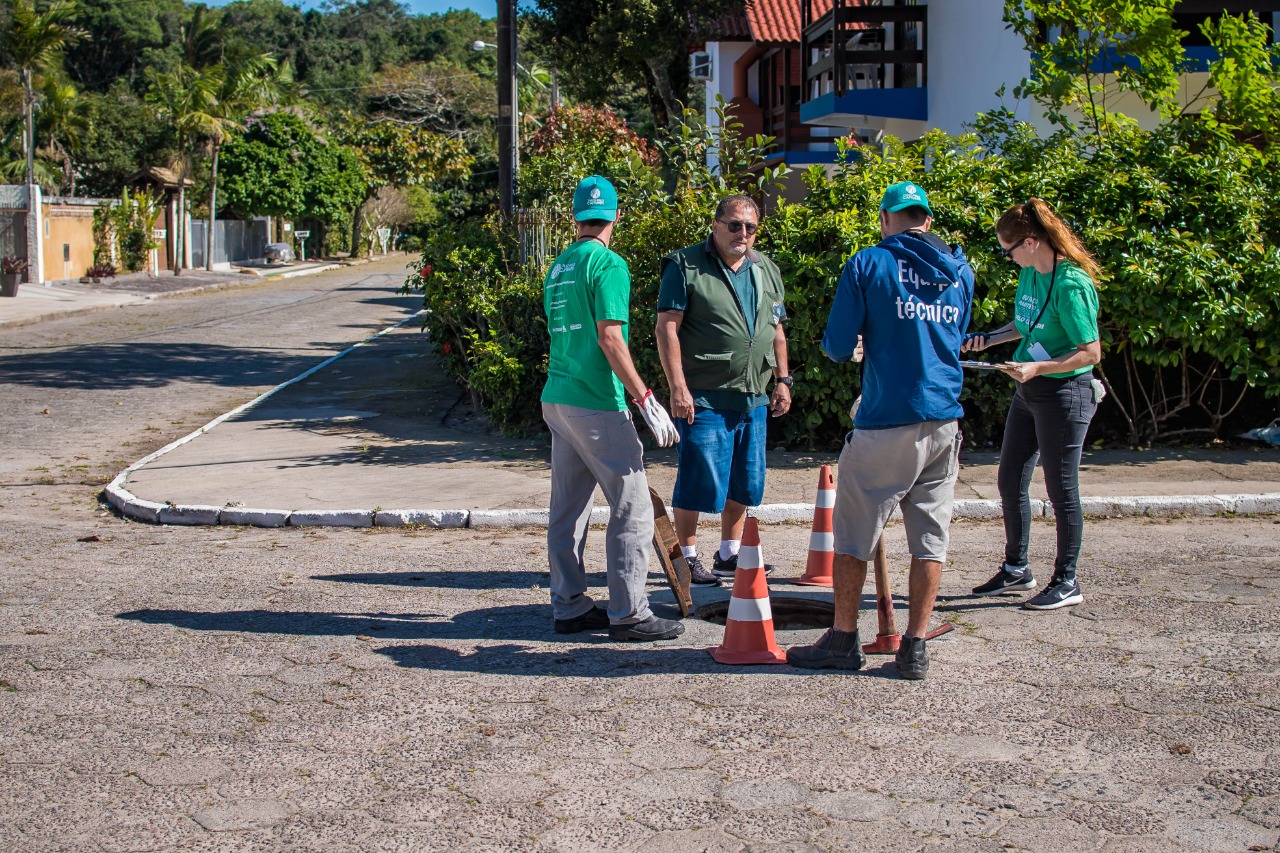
[694,596,834,630]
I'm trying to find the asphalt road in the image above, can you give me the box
[0,257,422,489]
[1,257,1278,851]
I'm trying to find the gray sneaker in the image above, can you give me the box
[972,563,1036,596]
[895,636,929,680]
[609,616,685,642]
[1024,576,1083,610]
[685,555,720,587]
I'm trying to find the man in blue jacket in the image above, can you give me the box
[787,182,973,680]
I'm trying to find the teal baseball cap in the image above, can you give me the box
[572,175,618,222]
[879,181,933,217]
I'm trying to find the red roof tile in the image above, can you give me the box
[746,0,831,45]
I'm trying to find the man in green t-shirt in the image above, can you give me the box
[542,175,685,642]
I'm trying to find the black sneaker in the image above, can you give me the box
[609,616,685,642]
[711,552,775,578]
[553,606,609,634]
[895,636,929,680]
[685,555,720,587]
[1024,576,1083,610]
[785,628,866,671]
[972,563,1037,596]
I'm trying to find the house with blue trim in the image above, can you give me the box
[696,0,1280,187]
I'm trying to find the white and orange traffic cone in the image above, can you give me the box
[709,517,787,665]
[791,464,835,587]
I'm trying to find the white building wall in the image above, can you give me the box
[928,0,1051,136]
[704,41,752,172]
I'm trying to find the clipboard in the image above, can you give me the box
[959,360,1009,372]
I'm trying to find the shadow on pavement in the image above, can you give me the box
[379,642,905,679]
[313,570,550,590]
[0,343,334,390]
[116,605,913,679]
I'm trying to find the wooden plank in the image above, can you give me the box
[649,488,693,617]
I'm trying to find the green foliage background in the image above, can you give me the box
[409,99,1280,448]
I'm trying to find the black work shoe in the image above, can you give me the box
[609,616,685,642]
[895,636,929,680]
[972,563,1037,596]
[553,606,609,634]
[1024,576,1083,610]
[711,552,775,578]
[785,628,866,671]
[685,555,720,587]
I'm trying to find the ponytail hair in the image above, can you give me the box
[996,198,1102,282]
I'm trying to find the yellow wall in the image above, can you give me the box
[42,206,96,281]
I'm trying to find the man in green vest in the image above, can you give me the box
[655,194,792,586]
[542,175,686,642]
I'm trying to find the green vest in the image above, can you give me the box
[660,239,785,395]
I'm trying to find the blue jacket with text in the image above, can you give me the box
[822,230,974,429]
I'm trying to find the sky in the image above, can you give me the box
[203,0,498,20]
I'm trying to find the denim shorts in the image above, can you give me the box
[671,405,767,514]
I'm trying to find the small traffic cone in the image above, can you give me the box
[792,465,835,586]
[709,518,787,665]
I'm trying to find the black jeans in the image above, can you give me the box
[997,372,1097,581]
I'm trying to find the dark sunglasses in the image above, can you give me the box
[718,219,759,235]
[998,240,1021,260]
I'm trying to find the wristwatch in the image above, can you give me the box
[776,375,794,388]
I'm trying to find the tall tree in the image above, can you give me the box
[145,60,224,274]
[180,6,281,270]
[529,0,736,131]
[219,110,367,254]
[337,116,472,256]
[202,51,280,270]
[1,0,84,188]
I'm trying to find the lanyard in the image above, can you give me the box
[1027,256,1059,339]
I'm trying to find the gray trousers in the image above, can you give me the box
[543,402,655,625]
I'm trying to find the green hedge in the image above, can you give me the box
[407,107,1280,448]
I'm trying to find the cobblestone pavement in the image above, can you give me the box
[2,498,1278,852]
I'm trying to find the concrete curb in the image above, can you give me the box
[103,489,1280,530]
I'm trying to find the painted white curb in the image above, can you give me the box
[221,508,291,527]
[289,510,373,528]
[374,509,468,528]
[105,491,1280,531]
[100,321,1280,531]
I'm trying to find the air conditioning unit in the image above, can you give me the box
[690,51,713,82]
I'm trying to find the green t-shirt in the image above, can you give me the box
[1012,259,1100,379]
[541,239,631,411]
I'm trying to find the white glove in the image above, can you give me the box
[636,390,680,448]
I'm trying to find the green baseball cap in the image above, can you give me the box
[572,175,618,222]
[879,181,933,217]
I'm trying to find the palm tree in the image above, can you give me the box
[145,62,224,275]
[148,6,279,272]
[1,0,84,188]
[201,49,279,271]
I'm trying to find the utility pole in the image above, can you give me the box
[497,0,518,218]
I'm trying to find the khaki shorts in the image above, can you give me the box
[833,419,961,562]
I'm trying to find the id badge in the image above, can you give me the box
[1026,342,1051,362]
